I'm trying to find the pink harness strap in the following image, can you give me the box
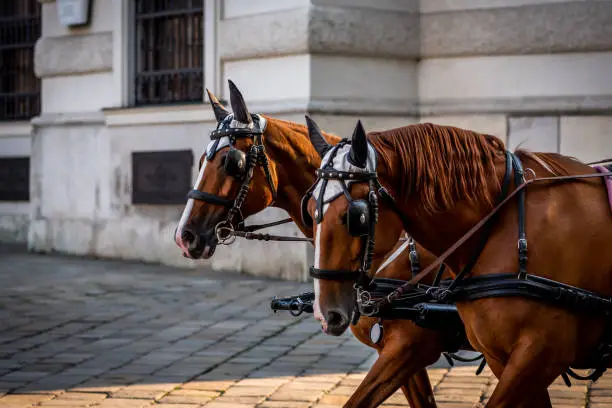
[594,165,612,213]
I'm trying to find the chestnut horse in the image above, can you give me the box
[174,81,469,408]
[305,117,612,408]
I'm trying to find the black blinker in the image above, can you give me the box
[224,148,247,178]
[346,200,370,237]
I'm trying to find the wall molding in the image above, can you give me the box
[0,122,33,138]
[32,112,106,127]
[421,2,612,58]
[35,32,113,78]
[219,5,419,61]
[220,2,612,61]
[103,104,217,127]
[419,95,612,116]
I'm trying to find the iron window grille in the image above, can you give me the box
[133,0,204,106]
[0,0,41,121]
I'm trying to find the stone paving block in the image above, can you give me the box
[208,395,263,405]
[433,391,482,404]
[0,392,54,406]
[158,389,220,404]
[277,381,332,391]
[94,397,152,408]
[154,405,201,408]
[56,392,107,401]
[318,394,351,405]
[38,392,107,407]
[202,402,253,408]
[270,388,326,403]
[16,374,90,394]
[310,404,343,408]
[69,379,124,394]
[223,386,277,397]
[181,380,236,392]
[234,378,290,388]
[437,382,488,390]
[327,385,358,396]
[259,401,311,408]
[119,379,180,393]
[111,388,166,400]
[1,370,50,382]
[39,399,93,406]
[44,353,94,365]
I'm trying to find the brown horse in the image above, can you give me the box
[174,81,469,408]
[305,117,612,408]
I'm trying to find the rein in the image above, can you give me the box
[375,169,612,311]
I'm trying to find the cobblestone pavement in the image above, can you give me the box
[0,249,606,407]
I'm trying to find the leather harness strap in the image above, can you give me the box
[377,170,612,309]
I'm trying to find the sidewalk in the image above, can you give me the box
[0,250,601,407]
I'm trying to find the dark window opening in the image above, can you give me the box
[133,0,204,106]
[0,0,41,121]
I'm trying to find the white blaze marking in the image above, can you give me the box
[175,160,208,253]
[313,221,326,329]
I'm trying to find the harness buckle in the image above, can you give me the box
[518,237,528,251]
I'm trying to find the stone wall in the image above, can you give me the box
[4,0,609,281]
[418,0,612,159]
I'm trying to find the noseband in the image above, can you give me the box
[186,114,278,244]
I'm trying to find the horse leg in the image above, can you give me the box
[484,340,561,408]
[476,357,551,408]
[343,332,439,408]
[400,368,436,408]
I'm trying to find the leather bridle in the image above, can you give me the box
[306,140,396,292]
[186,114,278,244]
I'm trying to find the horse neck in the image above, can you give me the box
[262,117,339,237]
[377,144,508,273]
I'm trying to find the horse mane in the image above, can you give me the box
[368,123,507,214]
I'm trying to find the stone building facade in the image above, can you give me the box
[0,0,610,281]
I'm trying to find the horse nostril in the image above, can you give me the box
[182,230,195,243]
[327,311,346,328]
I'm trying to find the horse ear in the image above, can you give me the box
[305,115,331,158]
[206,88,230,123]
[228,79,252,124]
[349,120,368,168]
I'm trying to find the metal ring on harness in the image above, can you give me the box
[290,298,305,317]
[215,221,237,245]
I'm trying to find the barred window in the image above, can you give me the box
[134,0,204,106]
[0,0,41,121]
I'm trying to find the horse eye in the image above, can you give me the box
[340,213,347,224]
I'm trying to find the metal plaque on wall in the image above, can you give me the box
[131,150,193,205]
[0,157,30,201]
